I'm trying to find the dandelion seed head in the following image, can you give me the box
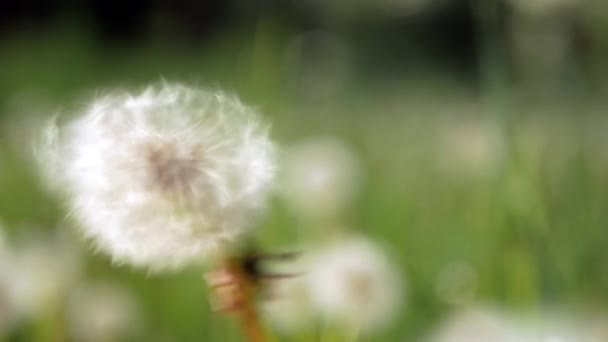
[40,83,276,271]
[306,235,402,332]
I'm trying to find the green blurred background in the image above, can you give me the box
[1,0,608,341]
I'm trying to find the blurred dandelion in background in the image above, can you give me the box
[306,235,403,334]
[431,306,608,342]
[281,137,361,224]
[0,226,82,340]
[435,117,505,182]
[67,281,141,342]
[261,235,404,338]
[430,306,522,342]
[5,229,81,321]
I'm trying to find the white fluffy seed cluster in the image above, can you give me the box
[262,235,403,334]
[42,83,276,271]
[306,236,403,331]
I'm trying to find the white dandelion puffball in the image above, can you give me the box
[281,137,361,220]
[306,235,403,332]
[43,83,276,271]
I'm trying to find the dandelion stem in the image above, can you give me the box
[236,288,266,342]
[226,258,267,342]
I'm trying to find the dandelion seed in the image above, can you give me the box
[40,83,276,271]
